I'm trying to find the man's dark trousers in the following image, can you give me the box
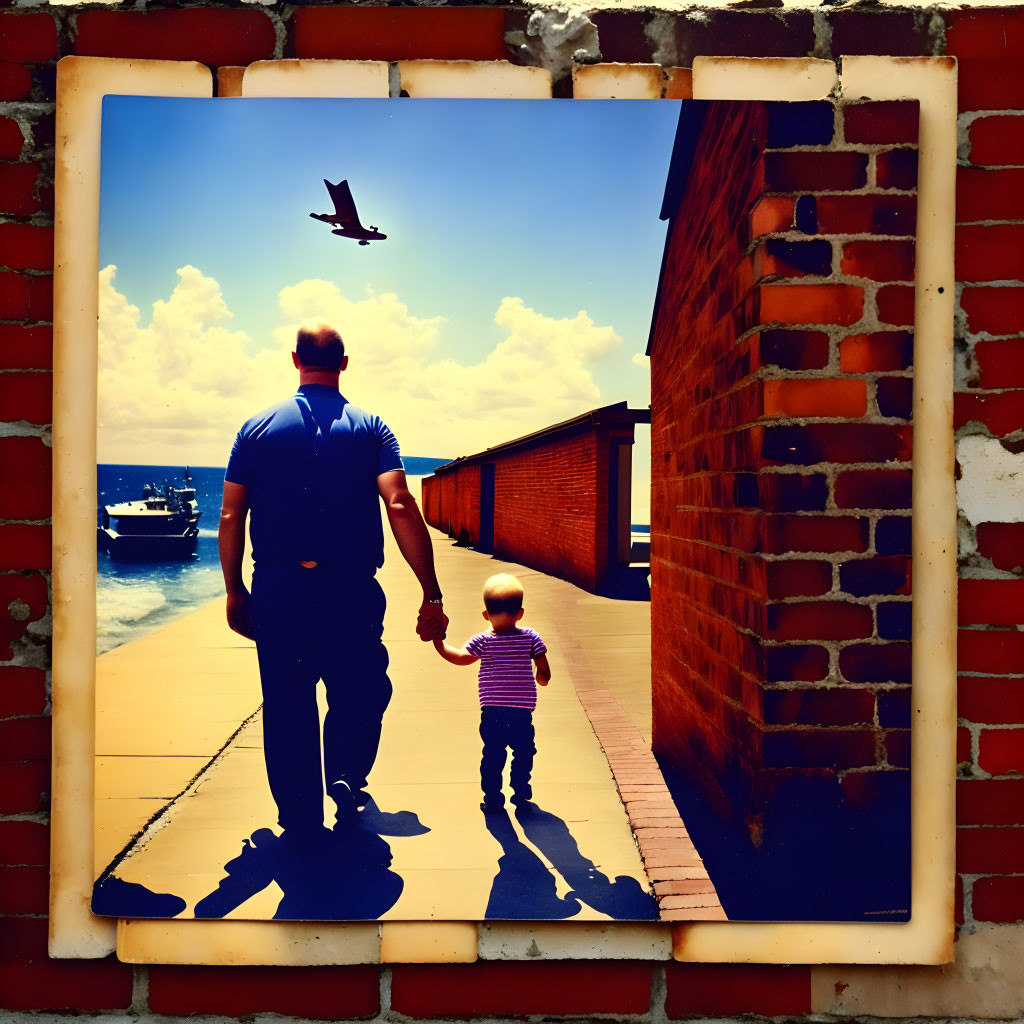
[479,706,535,806]
[251,564,391,831]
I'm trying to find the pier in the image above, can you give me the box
[95,519,723,923]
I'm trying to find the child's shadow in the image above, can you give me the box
[483,803,658,921]
[194,802,429,921]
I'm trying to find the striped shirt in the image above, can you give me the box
[465,627,547,710]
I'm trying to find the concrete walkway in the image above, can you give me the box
[95,524,722,922]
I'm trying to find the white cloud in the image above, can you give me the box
[98,266,627,467]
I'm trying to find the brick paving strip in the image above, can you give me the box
[558,641,726,921]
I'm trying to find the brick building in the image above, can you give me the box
[422,402,649,596]
[2,3,1024,1022]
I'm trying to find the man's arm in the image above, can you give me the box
[378,469,448,641]
[218,480,254,639]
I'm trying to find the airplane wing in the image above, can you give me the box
[324,179,364,228]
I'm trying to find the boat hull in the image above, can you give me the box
[98,527,199,562]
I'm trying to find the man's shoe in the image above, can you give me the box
[330,780,358,826]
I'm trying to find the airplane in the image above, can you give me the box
[309,179,387,245]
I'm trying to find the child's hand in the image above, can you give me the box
[536,672,549,686]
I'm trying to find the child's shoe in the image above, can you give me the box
[480,796,505,812]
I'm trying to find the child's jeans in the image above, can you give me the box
[479,706,535,805]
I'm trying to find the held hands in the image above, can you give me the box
[225,589,254,640]
[417,599,448,642]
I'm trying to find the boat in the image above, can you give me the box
[98,468,202,561]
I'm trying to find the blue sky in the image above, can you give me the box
[97,97,681,506]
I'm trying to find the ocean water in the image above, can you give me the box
[96,459,451,656]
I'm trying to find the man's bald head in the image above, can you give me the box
[295,324,346,371]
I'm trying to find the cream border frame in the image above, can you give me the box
[50,54,956,965]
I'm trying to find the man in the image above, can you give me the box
[218,323,448,839]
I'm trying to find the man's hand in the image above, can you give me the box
[226,589,254,640]
[417,600,448,642]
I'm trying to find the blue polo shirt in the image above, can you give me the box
[225,385,403,573]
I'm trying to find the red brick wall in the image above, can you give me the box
[650,98,918,914]
[424,430,612,593]
[2,3,1023,1018]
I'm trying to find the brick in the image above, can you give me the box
[756,473,828,512]
[764,644,830,682]
[843,101,919,145]
[957,168,1024,223]
[0,864,47,913]
[2,313,50,371]
[766,101,834,148]
[975,340,1024,389]
[0,437,50,519]
[148,965,380,1019]
[0,64,31,102]
[75,10,276,66]
[0,760,49,814]
[945,8,1024,58]
[763,379,867,419]
[763,423,911,465]
[876,377,914,419]
[957,59,1024,113]
[0,117,22,161]
[0,665,45,717]
[958,628,1024,675]
[0,572,48,660]
[0,224,53,271]
[840,332,913,372]
[979,729,1024,776]
[878,687,911,728]
[957,826,1024,873]
[763,515,869,555]
[760,284,863,326]
[0,524,50,570]
[0,820,47,865]
[0,271,30,319]
[765,151,868,192]
[0,716,49,761]
[840,556,911,597]
[877,601,912,641]
[955,392,1024,437]
[0,14,58,62]
[670,10,815,62]
[959,578,1024,626]
[958,779,1024,825]
[766,560,832,598]
[0,913,46,959]
[886,729,911,768]
[664,964,810,1017]
[977,522,1024,573]
[0,372,49,424]
[831,11,931,57]
[959,726,973,766]
[877,516,912,556]
[759,238,833,277]
[751,196,795,238]
[0,958,133,1012]
[759,329,829,370]
[29,274,51,322]
[958,224,1024,282]
[763,686,874,726]
[795,194,817,234]
[292,7,508,61]
[961,287,1024,335]
[763,727,876,769]
[876,148,918,191]
[0,162,39,216]
[589,13,654,63]
[973,876,1024,923]
[876,285,915,328]
[969,115,1024,167]
[960,677,1024,724]
[840,642,912,683]
[816,195,916,236]
[835,469,912,510]
[766,601,872,641]
[391,962,656,1018]
[841,240,914,283]
[663,68,692,100]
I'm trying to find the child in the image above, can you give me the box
[433,573,551,811]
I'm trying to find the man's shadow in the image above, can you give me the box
[193,799,429,921]
[483,803,658,921]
